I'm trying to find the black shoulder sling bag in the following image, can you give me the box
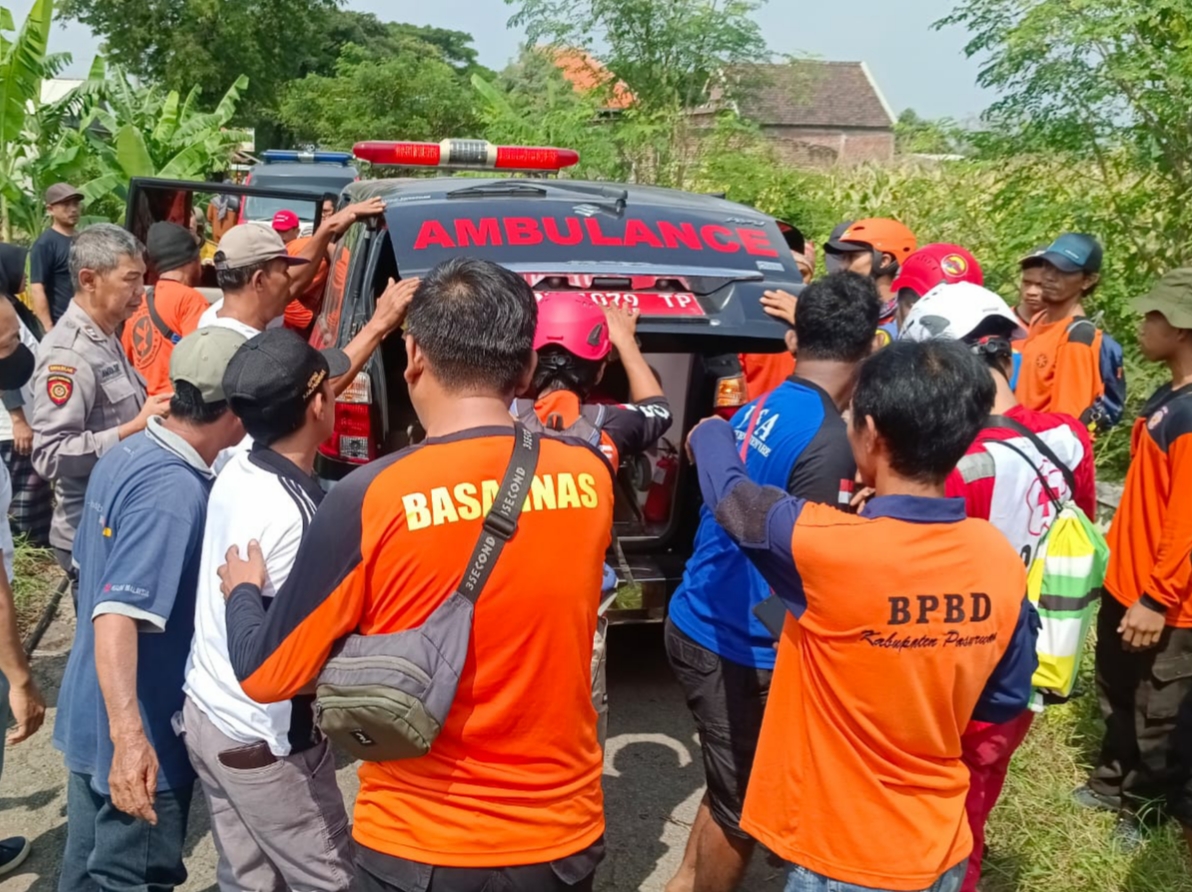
[313,424,541,762]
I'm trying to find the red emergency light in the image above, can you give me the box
[353,139,580,171]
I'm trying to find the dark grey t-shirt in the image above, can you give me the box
[30,228,75,323]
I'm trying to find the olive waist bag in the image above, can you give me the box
[313,424,541,762]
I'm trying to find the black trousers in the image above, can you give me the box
[1090,594,1192,823]
[354,838,603,892]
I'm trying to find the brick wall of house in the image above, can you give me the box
[760,126,895,166]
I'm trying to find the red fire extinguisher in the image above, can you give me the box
[644,442,679,525]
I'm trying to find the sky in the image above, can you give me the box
[13,0,993,122]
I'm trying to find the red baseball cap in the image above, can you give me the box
[271,210,300,232]
[891,243,983,297]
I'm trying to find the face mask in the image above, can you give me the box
[0,343,35,391]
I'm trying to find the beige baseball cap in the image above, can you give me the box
[169,327,249,403]
[214,223,309,271]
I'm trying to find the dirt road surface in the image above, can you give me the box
[0,623,787,891]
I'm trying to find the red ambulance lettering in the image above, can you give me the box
[413,216,784,258]
[413,220,456,250]
[701,225,740,253]
[543,217,584,246]
[736,228,779,257]
[658,221,702,251]
[584,217,623,247]
[505,217,544,246]
[455,218,502,247]
[623,219,664,249]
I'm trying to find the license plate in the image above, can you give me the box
[535,291,705,316]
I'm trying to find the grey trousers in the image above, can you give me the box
[181,697,353,892]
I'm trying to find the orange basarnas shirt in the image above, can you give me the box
[120,279,209,396]
[227,429,612,866]
[1105,383,1192,626]
[1015,313,1102,421]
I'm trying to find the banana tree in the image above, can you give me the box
[0,0,119,240]
[0,0,53,240]
[72,60,251,186]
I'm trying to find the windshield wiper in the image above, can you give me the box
[447,182,547,199]
[446,180,628,215]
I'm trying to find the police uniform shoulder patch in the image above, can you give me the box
[47,373,74,407]
[47,364,76,375]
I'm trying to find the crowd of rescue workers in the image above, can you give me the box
[0,181,1187,892]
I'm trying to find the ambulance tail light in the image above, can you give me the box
[713,374,748,419]
[319,372,377,465]
[353,139,579,171]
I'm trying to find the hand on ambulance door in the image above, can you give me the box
[603,305,664,402]
[761,289,797,326]
[603,304,640,351]
[219,540,267,600]
[324,198,387,236]
[371,277,421,337]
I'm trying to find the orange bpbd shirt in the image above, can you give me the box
[739,352,796,401]
[1015,313,1102,420]
[741,504,1027,890]
[230,429,612,866]
[1105,383,1192,625]
[120,279,209,396]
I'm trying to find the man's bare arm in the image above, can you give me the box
[28,284,52,332]
[94,614,159,823]
[333,278,419,398]
[288,198,386,301]
[0,574,43,744]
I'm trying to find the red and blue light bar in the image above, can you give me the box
[261,150,355,166]
[353,139,580,172]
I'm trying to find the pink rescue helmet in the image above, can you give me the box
[891,243,984,297]
[533,294,612,362]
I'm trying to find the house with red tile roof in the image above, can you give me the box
[693,61,897,165]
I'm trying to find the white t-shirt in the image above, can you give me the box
[197,307,265,472]
[183,448,322,755]
[0,319,40,442]
[198,300,283,336]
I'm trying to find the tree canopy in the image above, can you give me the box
[505,0,770,113]
[278,39,480,149]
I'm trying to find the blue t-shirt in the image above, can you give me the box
[668,378,856,668]
[53,422,213,794]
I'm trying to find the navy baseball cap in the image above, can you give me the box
[823,221,858,254]
[1038,233,1103,275]
[223,329,349,443]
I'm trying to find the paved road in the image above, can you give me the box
[0,624,787,891]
